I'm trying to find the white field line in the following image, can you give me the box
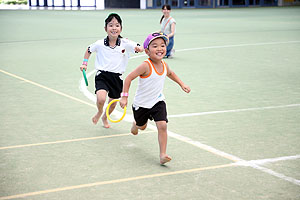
[79,41,300,186]
[236,155,300,186]
[244,163,300,186]
[118,40,300,60]
[176,40,300,52]
[166,128,243,162]
[244,154,300,166]
[79,70,97,103]
[168,104,300,118]
[166,124,300,186]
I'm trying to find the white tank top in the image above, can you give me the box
[133,58,167,109]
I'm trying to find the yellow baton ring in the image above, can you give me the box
[106,99,127,123]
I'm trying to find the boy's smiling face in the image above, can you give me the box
[146,38,167,60]
[105,17,122,39]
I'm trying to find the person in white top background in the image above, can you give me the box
[120,32,191,165]
[160,4,176,58]
[80,13,143,128]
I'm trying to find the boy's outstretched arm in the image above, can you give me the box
[166,65,191,93]
[120,62,149,109]
[119,76,133,109]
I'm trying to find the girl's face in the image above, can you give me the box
[162,7,170,17]
[105,17,122,38]
[146,38,166,60]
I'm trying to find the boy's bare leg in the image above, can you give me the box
[92,90,107,125]
[156,121,172,165]
[101,98,117,128]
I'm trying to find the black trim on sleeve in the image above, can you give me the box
[135,43,140,53]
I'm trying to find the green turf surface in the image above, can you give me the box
[0,7,300,200]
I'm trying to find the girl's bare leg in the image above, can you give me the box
[156,121,171,165]
[101,98,117,128]
[92,90,107,125]
[131,121,147,135]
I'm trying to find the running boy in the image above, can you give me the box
[120,32,191,165]
[80,13,143,128]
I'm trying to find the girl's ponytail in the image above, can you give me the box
[160,15,164,24]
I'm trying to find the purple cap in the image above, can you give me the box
[143,32,169,49]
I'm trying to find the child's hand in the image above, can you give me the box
[120,97,128,109]
[182,84,191,93]
[135,46,144,53]
[80,65,87,72]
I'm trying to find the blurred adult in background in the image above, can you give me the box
[160,4,176,58]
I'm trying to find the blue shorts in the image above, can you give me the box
[132,101,168,126]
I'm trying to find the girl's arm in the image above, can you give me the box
[120,62,149,108]
[125,39,144,53]
[168,23,176,38]
[134,45,144,53]
[166,64,191,93]
[80,48,91,71]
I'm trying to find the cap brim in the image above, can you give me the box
[148,35,169,48]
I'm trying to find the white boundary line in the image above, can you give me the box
[79,70,97,103]
[236,155,300,186]
[243,163,300,186]
[168,104,300,118]
[246,154,300,165]
[175,40,300,52]
[79,40,300,186]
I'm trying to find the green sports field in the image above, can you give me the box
[0,7,300,199]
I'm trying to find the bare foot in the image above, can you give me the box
[160,155,172,165]
[102,116,110,128]
[131,121,138,135]
[92,112,101,125]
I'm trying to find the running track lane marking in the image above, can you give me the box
[176,40,300,52]
[0,163,235,200]
[236,155,300,186]
[168,104,300,118]
[0,69,95,108]
[1,155,300,199]
[243,154,300,165]
[0,131,155,150]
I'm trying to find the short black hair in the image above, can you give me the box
[162,4,171,10]
[105,13,122,28]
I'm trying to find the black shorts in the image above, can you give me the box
[132,101,168,127]
[95,70,123,99]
